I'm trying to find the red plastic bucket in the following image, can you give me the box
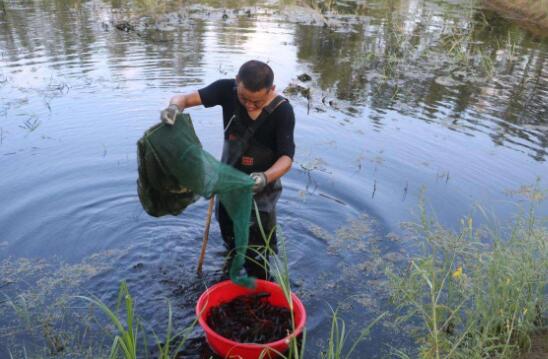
[196,279,307,359]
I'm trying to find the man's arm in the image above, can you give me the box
[170,91,202,111]
[163,80,234,124]
[265,155,293,183]
[261,103,295,185]
[161,91,203,125]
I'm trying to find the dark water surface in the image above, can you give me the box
[0,0,547,357]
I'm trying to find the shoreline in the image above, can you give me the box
[483,0,548,36]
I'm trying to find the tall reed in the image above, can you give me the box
[252,202,386,359]
[388,202,547,359]
[77,282,195,359]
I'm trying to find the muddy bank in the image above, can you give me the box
[484,0,548,36]
[518,330,548,359]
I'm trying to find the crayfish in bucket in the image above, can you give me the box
[207,292,292,344]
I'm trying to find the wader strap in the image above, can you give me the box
[240,95,287,145]
[263,95,287,114]
[225,94,287,167]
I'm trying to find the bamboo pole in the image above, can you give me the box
[197,196,215,275]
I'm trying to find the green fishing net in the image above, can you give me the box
[137,113,255,287]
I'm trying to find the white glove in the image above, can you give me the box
[250,172,267,193]
[160,104,181,126]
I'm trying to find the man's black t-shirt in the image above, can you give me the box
[198,79,295,160]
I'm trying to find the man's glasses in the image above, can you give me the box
[237,89,270,108]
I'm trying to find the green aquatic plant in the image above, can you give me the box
[321,309,386,359]
[0,253,123,358]
[19,117,41,133]
[271,232,306,359]
[8,347,28,359]
[77,282,196,359]
[5,295,33,331]
[150,301,196,359]
[388,201,547,359]
[250,202,386,359]
[78,282,139,359]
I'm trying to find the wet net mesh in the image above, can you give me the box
[137,113,255,287]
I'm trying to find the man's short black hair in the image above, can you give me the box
[237,60,274,92]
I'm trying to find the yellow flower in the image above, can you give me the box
[452,266,463,280]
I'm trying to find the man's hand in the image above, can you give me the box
[160,104,181,126]
[250,172,267,193]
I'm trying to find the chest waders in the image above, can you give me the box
[216,94,287,279]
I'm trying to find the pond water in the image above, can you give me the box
[0,0,546,357]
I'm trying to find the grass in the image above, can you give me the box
[249,201,386,359]
[77,282,196,359]
[0,255,121,358]
[3,199,545,358]
[387,201,547,359]
[78,283,138,359]
[320,307,386,359]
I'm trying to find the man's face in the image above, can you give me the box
[236,81,274,112]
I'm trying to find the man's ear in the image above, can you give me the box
[235,75,241,84]
[270,85,276,92]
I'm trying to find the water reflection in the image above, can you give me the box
[1,0,546,160]
[291,1,547,161]
[0,0,547,357]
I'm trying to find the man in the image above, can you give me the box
[160,60,296,279]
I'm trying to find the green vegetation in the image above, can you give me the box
[2,199,546,358]
[388,202,547,359]
[250,203,387,359]
[78,283,139,359]
[76,198,546,359]
[77,282,195,359]
[0,254,120,358]
[260,225,308,359]
[319,307,386,359]
[485,0,548,31]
